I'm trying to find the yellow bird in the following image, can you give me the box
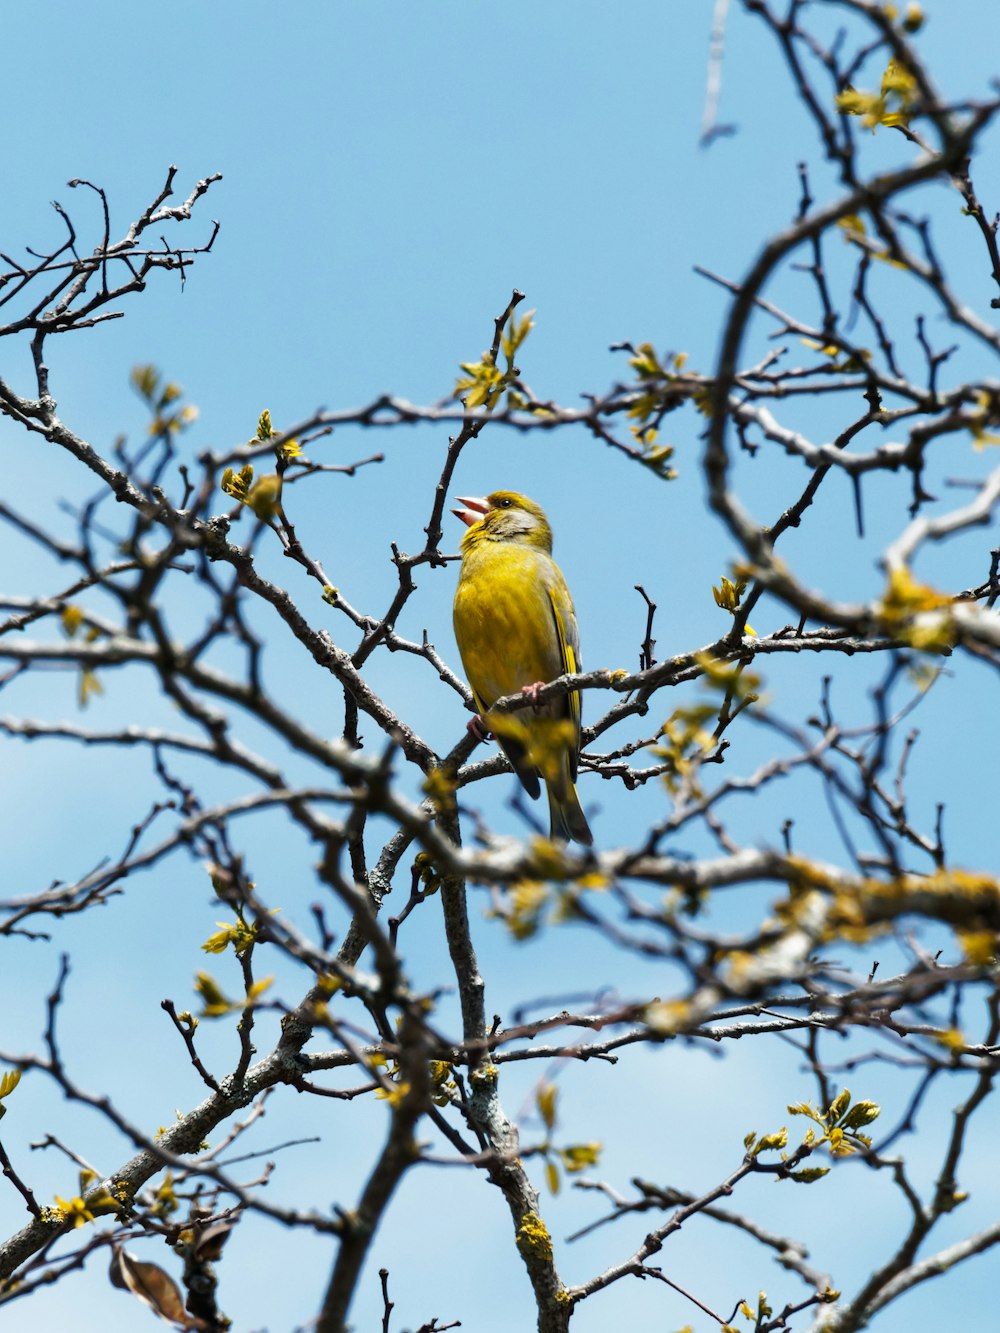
[452,491,592,846]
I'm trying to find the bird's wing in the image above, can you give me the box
[543,569,582,780]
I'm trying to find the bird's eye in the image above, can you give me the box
[497,497,513,508]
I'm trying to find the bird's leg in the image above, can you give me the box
[467,715,492,743]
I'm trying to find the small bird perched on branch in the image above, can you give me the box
[452,491,592,846]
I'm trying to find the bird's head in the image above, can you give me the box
[453,491,553,552]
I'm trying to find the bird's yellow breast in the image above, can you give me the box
[453,541,567,711]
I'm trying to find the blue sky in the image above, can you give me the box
[2,3,999,1331]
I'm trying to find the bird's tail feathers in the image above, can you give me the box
[547,781,593,846]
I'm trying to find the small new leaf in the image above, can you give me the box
[78,667,104,709]
[754,1127,788,1156]
[194,971,234,1017]
[537,1083,558,1132]
[827,1089,852,1124]
[712,574,756,635]
[502,880,550,941]
[559,1142,601,1173]
[501,308,536,367]
[545,1159,561,1196]
[201,913,259,958]
[247,474,284,521]
[0,1068,20,1120]
[221,464,255,505]
[61,604,85,638]
[788,1166,830,1183]
[54,1194,96,1229]
[841,1100,881,1131]
[454,351,511,411]
[835,58,919,131]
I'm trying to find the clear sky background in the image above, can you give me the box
[2,3,999,1331]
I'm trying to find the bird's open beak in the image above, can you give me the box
[452,495,491,527]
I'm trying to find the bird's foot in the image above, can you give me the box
[467,715,492,743]
[521,681,547,711]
